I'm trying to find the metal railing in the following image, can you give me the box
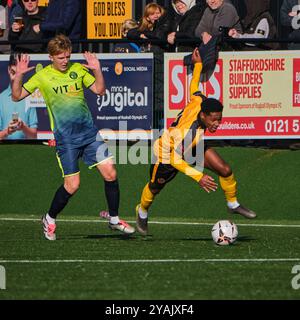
[1,36,300,133]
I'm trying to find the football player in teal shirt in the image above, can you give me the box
[11,34,135,240]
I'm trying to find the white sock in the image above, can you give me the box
[139,207,148,219]
[110,216,120,224]
[227,201,240,210]
[46,213,56,225]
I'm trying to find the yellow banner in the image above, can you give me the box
[38,0,49,6]
[87,0,132,39]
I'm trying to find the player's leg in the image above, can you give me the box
[96,159,135,234]
[204,147,256,219]
[42,148,80,240]
[47,174,79,220]
[83,137,134,234]
[136,163,178,235]
[203,147,236,202]
[139,163,161,212]
[140,163,178,210]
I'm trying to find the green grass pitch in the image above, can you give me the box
[0,144,300,299]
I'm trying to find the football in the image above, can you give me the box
[211,220,238,245]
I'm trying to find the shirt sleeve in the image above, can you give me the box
[82,67,96,88]
[190,62,203,97]
[170,149,203,182]
[169,127,204,182]
[240,18,269,39]
[23,74,40,94]
[194,8,209,38]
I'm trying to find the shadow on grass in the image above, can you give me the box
[58,234,137,241]
[86,234,137,241]
[59,234,255,243]
[237,235,256,242]
[179,235,256,242]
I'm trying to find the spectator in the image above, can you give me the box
[127,2,168,53]
[33,0,82,52]
[0,2,7,37]
[9,0,47,53]
[0,1,11,53]
[195,0,242,44]
[166,0,206,52]
[0,54,37,140]
[113,19,141,53]
[127,3,168,131]
[8,0,24,25]
[229,0,278,50]
[280,0,300,49]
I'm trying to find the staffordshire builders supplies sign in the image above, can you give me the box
[165,51,300,139]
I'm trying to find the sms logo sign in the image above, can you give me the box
[168,59,223,111]
[203,60,223,103]
[169,60,187,110]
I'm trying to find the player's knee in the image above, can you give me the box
[149,185,161,195]
[219,164,232,178]
[64,181,80,194]
[102,167,117,181]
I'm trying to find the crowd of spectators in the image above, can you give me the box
[0,0,82,54]
[0,0,299,54]
[119,0,300,53]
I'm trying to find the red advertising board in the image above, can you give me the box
[164,52,300,139]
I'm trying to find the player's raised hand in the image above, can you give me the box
[82,51,100,71]
[192,47,201,64]
[15,54,35,76]
[198,174,218,193]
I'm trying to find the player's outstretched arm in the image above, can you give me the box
[190,48,202,97]
[11,54,34,101]
[82,51,106,95]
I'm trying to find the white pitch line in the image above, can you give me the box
[0,258,300,264]
[0,217,300,228]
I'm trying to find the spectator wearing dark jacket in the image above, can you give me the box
[229,0,278,50]
[33,0,82,52]
[9,0,47,53]
[127,2,168,52]
[280,0,299,28]
[166,0,206,52]
[113,19,141,53]
[280,0,300,49]
[8,0,23,26]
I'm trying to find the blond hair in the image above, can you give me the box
[121,19,139,37]
[139,3,165,32]
[47,34,72,56]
